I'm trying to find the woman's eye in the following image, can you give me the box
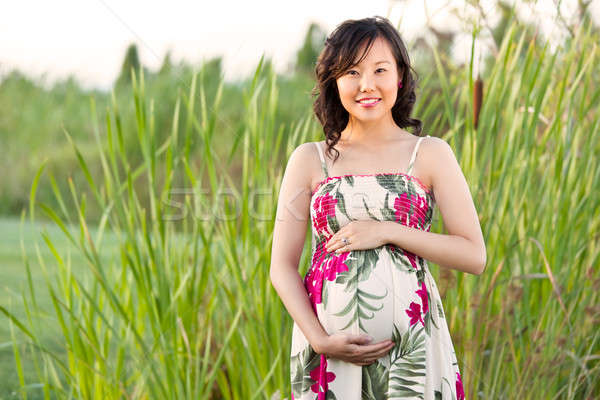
[347,69,385,75]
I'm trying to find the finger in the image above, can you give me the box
[327,238,345,253]
[327,230,342,243]
[357,348,390,365]
[359,340,393,353]
[355,359,375,366]
[325,235,338,251]
[326,241,339,253]
[335,238,352,253]
[355,343,394,359]
[334,243,349,254]
[327,229,348,246]
[333,236,354,253]
[360,343,394,359]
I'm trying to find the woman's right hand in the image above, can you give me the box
[315,333,395,366]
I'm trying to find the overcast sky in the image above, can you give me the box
[1,0,597,91]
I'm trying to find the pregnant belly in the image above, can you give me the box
[317,253,415,344]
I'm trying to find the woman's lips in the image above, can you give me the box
[357,98,381,108]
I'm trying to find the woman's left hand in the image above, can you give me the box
[325,221,390,254]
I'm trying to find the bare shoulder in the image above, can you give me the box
[425,135,458,170]
[289,141,316,159]
[415,135,453,190]
[289,141,321,170]
[422,135,454,161]
[420,134,467,198]
[284,141,322,193]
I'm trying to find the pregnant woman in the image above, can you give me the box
[270,16,486,399]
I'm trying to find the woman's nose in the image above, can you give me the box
[359,74,375,92]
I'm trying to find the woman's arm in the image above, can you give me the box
[383,137,487,275]
[269,143,328,352]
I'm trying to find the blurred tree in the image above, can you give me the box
[295,22,327,75]
[159,49,173,76]
[115,43,142,87]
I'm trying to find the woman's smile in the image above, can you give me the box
[356,98,382,107]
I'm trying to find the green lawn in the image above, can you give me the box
[0,216,119,398]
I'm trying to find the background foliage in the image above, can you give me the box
[1,4,599,399]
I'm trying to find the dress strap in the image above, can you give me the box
[406,135,430,175]
[314,141,329,178]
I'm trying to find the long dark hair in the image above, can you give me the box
[312,16,423,163]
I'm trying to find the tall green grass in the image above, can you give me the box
[1,18,599,399]
[0,57,315,219]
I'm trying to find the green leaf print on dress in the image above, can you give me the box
[362,359,390,399]
[291,344,339,400]
[334,189,352,223]
[343,175,355,186]
[332,250,388,333]
[376,174,410,194]
[388,245,421,273]
[290,345,321,398]
[388,323,427,398]
[362,196,381,221]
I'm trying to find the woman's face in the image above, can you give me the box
[335,36,401,123]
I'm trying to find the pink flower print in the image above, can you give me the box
[312,193,337,237]
[310,354,336,398]
[311,241,327,275]
[416,280,429,314]
[393,192,420,229]
[405,301,424,326]
[388,244,418,270]
[304,269,324,315]
[323,250,350,281]
[402,249,419,270]
[304,241,350,314]
[456,372,465,400]
[415,194,430,212]
[406,281,428,326]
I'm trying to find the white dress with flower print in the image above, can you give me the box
[289,136,465,400]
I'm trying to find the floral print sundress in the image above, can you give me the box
[290,135,465,400]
